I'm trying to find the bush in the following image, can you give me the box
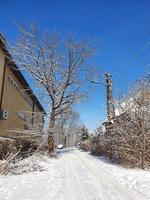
[79,140,91,151]
[0,153,49,175]
[0,138,17,160]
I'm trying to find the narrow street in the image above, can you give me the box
[0,148,150,200]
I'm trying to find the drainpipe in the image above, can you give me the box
[32,99,35,127]
[0,57,6,111]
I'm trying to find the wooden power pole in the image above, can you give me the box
[105,72,115,121]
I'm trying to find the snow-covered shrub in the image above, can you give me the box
[76,126,91,151]
[90,134,107,155]
[0,153,50,175]
[79,140,91,151]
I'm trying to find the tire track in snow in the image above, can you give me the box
[63,154,88,200]
[69,152,128,200]
[74,150,149,200]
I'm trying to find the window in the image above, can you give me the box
[18,111,31,123]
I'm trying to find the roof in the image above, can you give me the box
[0,33,46,114]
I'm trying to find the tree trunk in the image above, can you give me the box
[64,135,67,148]
[140,120,146,170]
[48,108,55,155]
[141,134,146,170]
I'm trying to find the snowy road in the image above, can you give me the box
[61,149,148,200]
[0,148,150,200]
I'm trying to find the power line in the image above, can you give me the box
[111,40,150,76]
[111,19,150,76]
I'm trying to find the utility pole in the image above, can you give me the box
[105,72,115,121]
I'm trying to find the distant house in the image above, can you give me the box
[103,88,150,133]
[0,33,46,140]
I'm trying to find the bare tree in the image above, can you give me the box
[11,24,96,153]
[62,110,80,147]
[54,109,80,147]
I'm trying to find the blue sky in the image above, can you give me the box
[0,0,150,131]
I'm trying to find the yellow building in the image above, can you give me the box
[0,34,46,139]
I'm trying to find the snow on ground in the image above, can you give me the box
[88,154,150,199]
[0,154,64,200]
[0,148,150,200]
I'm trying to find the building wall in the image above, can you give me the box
[0,41,45,139]
[0,64,34,137]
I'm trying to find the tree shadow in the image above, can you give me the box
[88,152,120,166]
[55,147,76,158]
